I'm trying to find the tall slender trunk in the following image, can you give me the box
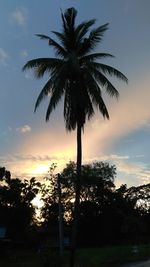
[57,174,64,259]
[70,121,82,267]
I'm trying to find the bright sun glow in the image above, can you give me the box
[32,194,44,209]
[32,194,44,221]
[30,164,49,176]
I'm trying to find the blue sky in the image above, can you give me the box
[0,0,150,187]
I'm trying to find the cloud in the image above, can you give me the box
[83,154,129,164]
[118,160,150,184]
[16,125,31,133]
[103,154,129,160]
[83,154,149,186]
[20,49,28,59]
[0,153,129,165]
[84,76,150,156]
[24,72,32,79]
[3,154,60,162]
[0,153,71,178]
[0,48,9,66]
[0,152,149,185]
[10,7,28,27]
[83,155,149,186]
[117,161,143,175]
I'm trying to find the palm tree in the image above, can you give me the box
[23,7,127,266]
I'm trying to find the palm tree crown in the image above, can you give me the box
[23,7,128,131]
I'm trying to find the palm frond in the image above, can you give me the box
[75,19,96,42]
[94,70,119,98]
[46,87,64,121]
[64,84,76,130]
[61,7,77,38]
[35,34,50,40]
[89,62,128,83]
[88,23,109,45]
[97,95,109,119]
[46,64,68,121]
[78,23,109,56]
[23,58,64,78]
[61,10,68,34]
[46,89,63,121]
[85,64,119,98]
[34,78,53,112]
[82,68,109,119]
[80,53,114,64]
[36,34,66,57]
[52,31,66,46]
[64,7,77,29]
[23,58,62,70]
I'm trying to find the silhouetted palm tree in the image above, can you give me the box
[23,7,127,266]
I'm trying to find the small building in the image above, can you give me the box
[0,227,7,257]
[0,227,6,240]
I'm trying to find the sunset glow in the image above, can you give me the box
[32,194,44,209]
[29,165,49,176]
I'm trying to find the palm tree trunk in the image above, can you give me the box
[70,121,82,267]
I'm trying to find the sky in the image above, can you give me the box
[0,0,150,188]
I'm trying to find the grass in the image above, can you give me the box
[76,244,150,267]
[0,243,149,267]
[0,248,41,267]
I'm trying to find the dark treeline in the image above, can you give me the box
[0,167,41,243]
[0,162,149,248]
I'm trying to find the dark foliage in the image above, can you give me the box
[41,162,150,247]
[0,168,41,240]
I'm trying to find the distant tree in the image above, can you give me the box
[0,167,11,183]
[78,182,150,245]
[60,161,116,203]
[23,7,127,266]
[41,161,116,239]
[0,170,41,239]
[125,183,150,212]
[40,163,59,225]
[115,183,150,242]
[40,162,150,246]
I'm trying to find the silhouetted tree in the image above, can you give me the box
[23,7,127,266]
[40,162,149,246]
[41,161,116,246]
[115,183,150,242]
[0,170,41,239]
[0,167,11,183]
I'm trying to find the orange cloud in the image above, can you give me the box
[16,125,31,133]
[84,76,150,156]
